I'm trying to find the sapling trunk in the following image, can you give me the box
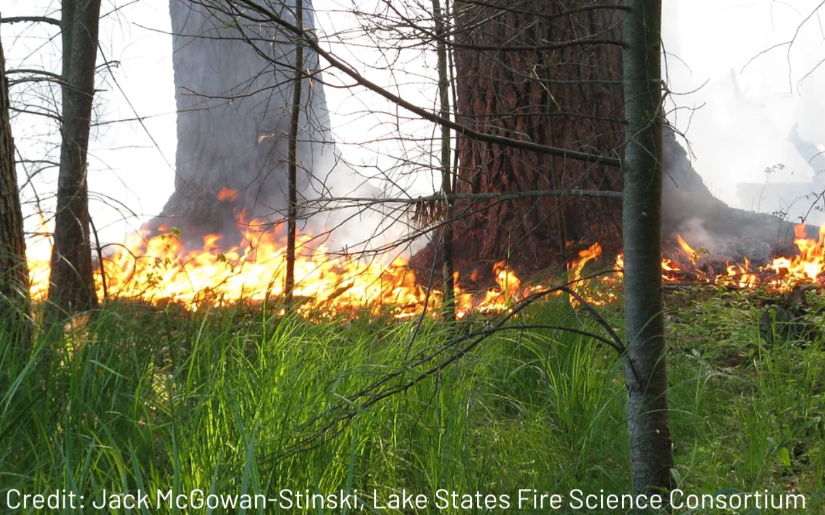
[48,0,102,317]
[621,0,674,501]
[285,0,305,308]
[432,0,455,321]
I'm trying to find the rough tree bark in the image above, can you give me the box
[48,0,101,316]
[0,32,32,350]
[411,0,626,282]
[411,0,808,284]
[155,0,332,249]
[621,0,673,498]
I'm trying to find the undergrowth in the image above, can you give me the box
[1,286,824,513]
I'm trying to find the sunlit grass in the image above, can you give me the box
[1,285,824,513]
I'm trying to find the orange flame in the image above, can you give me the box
[764,224,825,285]
[26,209,525,319]
[569,243,602,284]
[677,234,698,265]
[568,243,614,306]
[25,210,825,318]
[217,188,239,202]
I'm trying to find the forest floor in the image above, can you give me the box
[2,282,825,514]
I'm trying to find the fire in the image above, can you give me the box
[677,234,699,265]
[216,187,239,202]
[24,195,825,318]
[25,208,523,319]
[451,261,526,318]
[569,243,602,284]
[666,225,825,290]
[96,223,436,318]
[763,225,825,285]
[724,261,758,289]
[570,224,825,298]
[494,259,522,298]
[567,243,619,306]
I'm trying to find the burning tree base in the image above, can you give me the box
[411,129,815,287]
[23,148,825,320]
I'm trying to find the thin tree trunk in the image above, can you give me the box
[621,0,673,499]
[48,0,101,316]
[433,0,455,321]
[285,0,305,307]
[0,33,32,350]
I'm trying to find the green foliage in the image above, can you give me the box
[1,287,824,513]
[667,287,825,512]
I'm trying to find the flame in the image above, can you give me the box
[671,225,825,290]
[94,221,436,318]
[763,224,825,285]
[25,207,523,319]
[494,260,522,299]
[568,243,616,306]
[24,201,825,319]
[570,224,825,301]
[569,243,602,284]
[217,188,239,202]
[677,234,698,265]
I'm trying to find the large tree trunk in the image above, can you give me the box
[411,0,626,282]
[155,0,333,248]
[48,0,101,316]
[0,32,32,350]
[621,0,673,497]
[411,0,807,284]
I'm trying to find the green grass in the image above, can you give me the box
[1,286,825,513]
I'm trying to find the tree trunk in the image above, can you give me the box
[48,0,101,316]
[410,0,626,283]
[411,0,807,286]
[0,32,32,350]
[621,0,673,498]
[433,0,456,321]
[156,0,331,249]
[285,0,305,306]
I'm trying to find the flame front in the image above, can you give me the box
[25,207,522,318]
[764,225,825,285]
[24,201,825,318]
[662,225,825,290]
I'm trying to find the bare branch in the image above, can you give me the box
[300,189,623,210]
[0,16,61,27]
[228,0,623,168]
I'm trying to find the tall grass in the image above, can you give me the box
[2,288,824,513]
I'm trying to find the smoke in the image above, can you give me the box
[663,0,825,223]
[157,0,825,258]
[145,0,411,258]
[674,218,714,253]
